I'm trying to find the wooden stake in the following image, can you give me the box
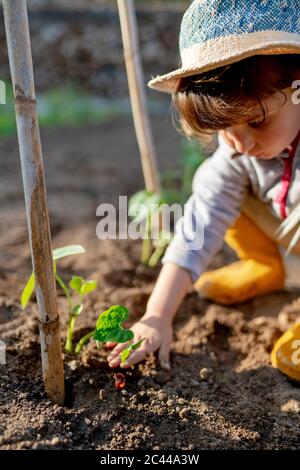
[117,0,160,193]
[2,0,65,405]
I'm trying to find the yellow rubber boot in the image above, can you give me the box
[194,213,285,305]
[271,321,300,382]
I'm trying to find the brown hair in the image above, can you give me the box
[172,54,300,142]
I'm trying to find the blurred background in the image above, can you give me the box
[0,0,188,130]
[0,0,209,275]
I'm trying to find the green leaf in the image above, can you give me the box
[80,280,97,296]
[69,275,84,294]
[93,305,134,343]
[69,276,97,296]
[53,245,86,261]
[120,348,130,363]
[72,304,83,316]
[21,272,35,309]
[20,245,86,309]
[120,338,144,363]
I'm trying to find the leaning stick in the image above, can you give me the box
[2,0,65,405]
[117,0,160,193]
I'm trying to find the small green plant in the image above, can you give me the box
[75,305,144,366]
[21,248,143,366]
[21,245,97,353]
[128,189,171,267]
[59,275,97,353]
[128,140,207,269]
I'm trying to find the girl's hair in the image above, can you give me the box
[172,54,300,142]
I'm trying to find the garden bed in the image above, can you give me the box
[1,116,300,450]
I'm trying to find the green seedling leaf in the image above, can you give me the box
[21,245,86,309]
[80,280,97,296]
[69,276,97,296]
[93,305,134,343]
[53,245,86,261]
[69,275,82,293]
[72,304,83,316]
[21,272,35,309]
[120,338,145,364]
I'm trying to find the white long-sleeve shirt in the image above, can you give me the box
[162,132,300,282]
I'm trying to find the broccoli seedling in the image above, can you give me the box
[21,245,97,354]
[128,189,170,266]
[75,306,144,370]
[75,305,139,354]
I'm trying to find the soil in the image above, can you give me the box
[1,115,300,450]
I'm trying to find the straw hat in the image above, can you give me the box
[147,0,300,94]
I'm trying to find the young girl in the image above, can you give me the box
[107,0,300,381]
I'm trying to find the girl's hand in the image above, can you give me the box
[105,313,173,370]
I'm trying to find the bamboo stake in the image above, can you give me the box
[117,0,160,193]
[2,0,65,405]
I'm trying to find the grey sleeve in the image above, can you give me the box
[161,134,250,282]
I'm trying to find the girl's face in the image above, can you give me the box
[220,87,300,160]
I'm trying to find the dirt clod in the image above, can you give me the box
[154,370,172,384]
[199,368,209,381]
[179,407,190,419]
[99,389,107,401]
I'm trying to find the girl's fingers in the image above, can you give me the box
[158,336,171,370]
[105,342,118,349]
[108,338,144,368]
[108,358,120,368]
[107,341,132,361]
[108,352,125,368]
[119,348,147,368]
[107,335,142,360]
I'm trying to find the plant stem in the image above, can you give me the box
[142,212,153,265]
[75,331,95,354]
[55,273,76,353]
[142,238,152,265]
[148,245,166,268]
[65,315,77,353]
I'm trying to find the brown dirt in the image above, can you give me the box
[1,116,300,450]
